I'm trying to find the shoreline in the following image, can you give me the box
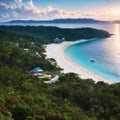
[45,40,111,84]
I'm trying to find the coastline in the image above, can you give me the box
[45,40,111,84]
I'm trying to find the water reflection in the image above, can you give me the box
[64,23,120,82]
[115,24,120,36]
[114,24,120,51]
[106,24,120,74]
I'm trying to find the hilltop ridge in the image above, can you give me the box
[6,18,111,24]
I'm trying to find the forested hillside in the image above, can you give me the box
[0,26,110,44]
[0,26,120,120]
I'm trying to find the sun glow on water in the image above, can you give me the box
[65,24,120,83]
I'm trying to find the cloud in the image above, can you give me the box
[0,0,117,22]
[0,0,75,21]
[15,0,22,3]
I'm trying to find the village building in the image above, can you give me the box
[31,42,35,46]
[14,43,19,48]
[30,67,44,77]
[24,48,30,51]
[53,37,65,43]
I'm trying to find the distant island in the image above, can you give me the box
[4,18,116,24]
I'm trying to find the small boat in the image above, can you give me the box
[90,58,95,62]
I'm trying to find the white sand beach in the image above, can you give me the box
[45,41,110,83]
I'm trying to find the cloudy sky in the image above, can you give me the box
[0,0,120,22]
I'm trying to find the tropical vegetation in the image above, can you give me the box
[1,26,120,120]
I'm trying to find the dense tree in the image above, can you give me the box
[0,26,119,120]
[0,26,110,44]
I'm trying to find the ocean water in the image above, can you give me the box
[64,24,120,83]
[3,22,120,82]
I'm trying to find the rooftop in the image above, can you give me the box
[33,67,43,71]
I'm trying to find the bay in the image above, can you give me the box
[3,22,120,82]
[64,23,120,83]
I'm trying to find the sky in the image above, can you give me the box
[0,0,120,22]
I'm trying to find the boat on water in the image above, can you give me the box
[90,58,95,62]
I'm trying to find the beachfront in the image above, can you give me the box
[45,41,110,83]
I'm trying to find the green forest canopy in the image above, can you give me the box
[1,26,120,120]
[0,25,110,44]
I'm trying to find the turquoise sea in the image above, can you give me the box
[43,23,120,83]
[3,22,120,82]
[64,24,120,83]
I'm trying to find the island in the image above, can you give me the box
[5,18,120,24]
[0,25,120,120]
